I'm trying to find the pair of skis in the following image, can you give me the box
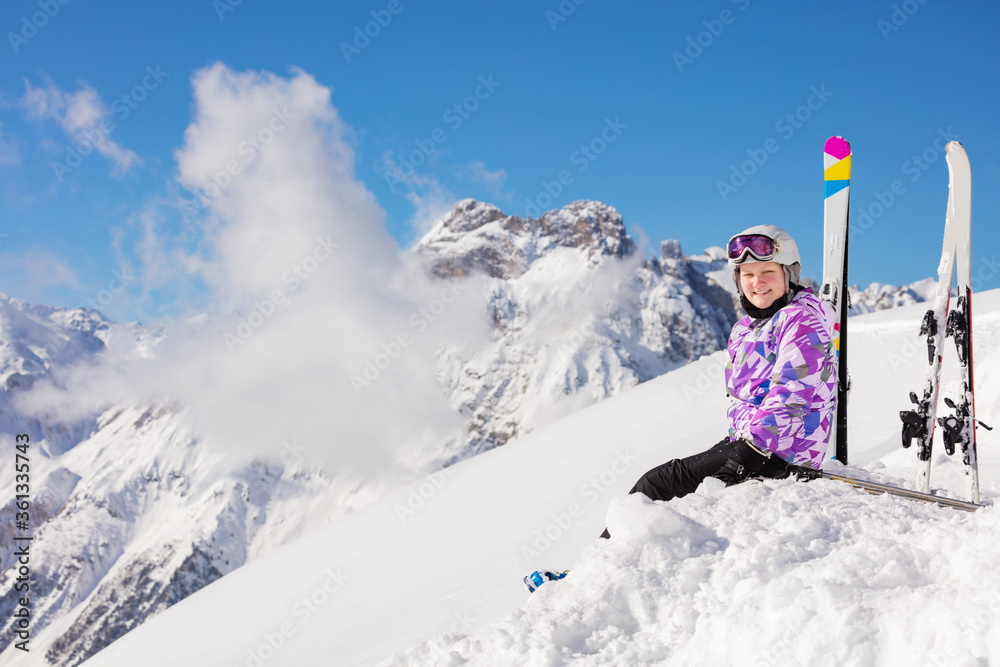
[821,137,984,509]
[899,141,984,505]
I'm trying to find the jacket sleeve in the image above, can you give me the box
[745,311,835,461]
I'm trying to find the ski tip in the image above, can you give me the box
[824,136,851,185]
[824,136,851,159]
[945,140,966,155]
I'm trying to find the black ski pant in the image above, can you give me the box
[599,436,789,539]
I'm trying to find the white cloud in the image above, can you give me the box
[0,251,81,297]
[378,150,509,238]
[21,78,138,174]
[19,63,490,481]
[455,160,506,189]
[403,176,458,237]
[376,150,457,236]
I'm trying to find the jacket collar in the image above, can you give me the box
[740,283,805,321]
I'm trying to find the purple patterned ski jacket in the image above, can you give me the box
[725,287,837,469]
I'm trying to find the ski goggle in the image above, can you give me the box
[727,234,778,263]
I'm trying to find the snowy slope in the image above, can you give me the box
[0,402,370,667]
[76,290,1000,667]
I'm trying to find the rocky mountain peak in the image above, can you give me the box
[534,199,634,258]
[416,199,634,280]
[435,198,509,234]
[660,239,684,261]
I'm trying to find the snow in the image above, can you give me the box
[71,290,1000,667]
[384,485,1000,666]
[0,201,736,663]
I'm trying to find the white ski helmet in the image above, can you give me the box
[728,224,802,298]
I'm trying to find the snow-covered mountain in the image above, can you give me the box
[0,295,361,665]
[72,289,1000,667]
[0,296,117,455]
[419,199,738,461]
[0,199,949,666]
[848,277,934,315]
[5,403,372,667]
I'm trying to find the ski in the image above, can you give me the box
[821,136,852,464]
[788,465,983,513]
[936,141,980,504]
[899,141,980,501]
[899,176,955,495]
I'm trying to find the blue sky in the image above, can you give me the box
[1,0,999,322]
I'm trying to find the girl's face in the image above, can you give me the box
[739,261,786,309]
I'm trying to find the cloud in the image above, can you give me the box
[376,150,456,236]
[455,160,506,190]
[0,251,81,294]
[403,176,458,237]
[19,63,490,482]
[377,153,509,238]
[21,78,138,174]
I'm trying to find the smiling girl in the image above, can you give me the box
[601,225,839,536]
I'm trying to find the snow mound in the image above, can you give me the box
[382,477,1000,667]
